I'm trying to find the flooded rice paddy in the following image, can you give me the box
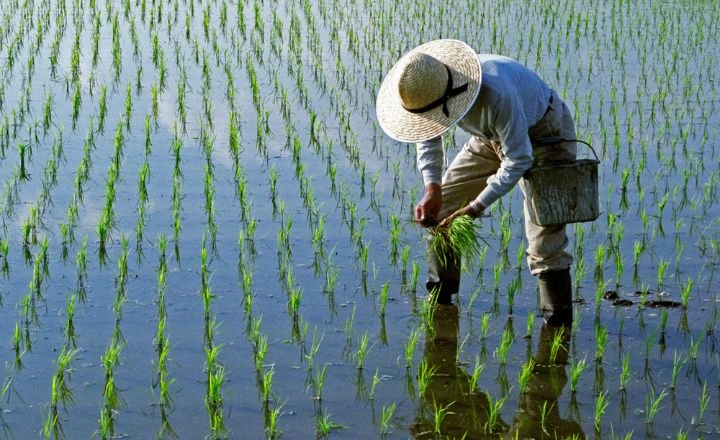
[0,0,719,438]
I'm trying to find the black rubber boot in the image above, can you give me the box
[537,268,573,327]
[426,239,461,305]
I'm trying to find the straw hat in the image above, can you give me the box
[376,39,482,143]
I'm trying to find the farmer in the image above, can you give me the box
[376,39,577,326]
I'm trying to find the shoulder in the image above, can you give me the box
[478,54,520,77]
[475,56,516,104]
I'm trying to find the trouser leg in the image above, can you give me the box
[523,92,577,324]
[426,137,501,303]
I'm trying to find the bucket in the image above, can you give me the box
[520,140,600,227]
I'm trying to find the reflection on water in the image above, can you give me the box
[412,304,584,439]
[507,324,584,439]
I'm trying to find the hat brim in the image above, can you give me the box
[376,39,482,143]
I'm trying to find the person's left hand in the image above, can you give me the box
[439,203,483,227]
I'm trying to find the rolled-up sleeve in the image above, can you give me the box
[475,94,534,208]
[416,137,444,186]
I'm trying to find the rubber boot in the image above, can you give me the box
[537,268,573,327]
[426,239,461,305]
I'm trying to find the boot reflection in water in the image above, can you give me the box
[411,304,508,438]
[505,324,585,439]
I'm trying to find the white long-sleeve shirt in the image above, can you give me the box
[416,54,552,209]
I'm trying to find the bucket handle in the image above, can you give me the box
[533,137,599,162]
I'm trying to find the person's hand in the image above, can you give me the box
[415,183,442,227]
[439,202,484,227]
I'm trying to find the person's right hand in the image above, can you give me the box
[415,183,442,227]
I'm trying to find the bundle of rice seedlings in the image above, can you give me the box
[430,215,486,265]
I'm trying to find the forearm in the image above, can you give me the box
[416,137,444,186]
[474,154,533,208]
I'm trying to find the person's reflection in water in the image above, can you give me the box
[411,304,585,439]
[411,304,508,438]
[506,324,585,439]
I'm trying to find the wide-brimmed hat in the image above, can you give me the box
[376,39,482,143]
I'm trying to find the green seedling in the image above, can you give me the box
[322,264,339,294]
[359,242,370,273]
[254,335,268,372]
[645,387,667,424]
[688,335,702,360]
[101,340,125,412]
[538,400,555,435]
[343,303,357,341]
[481,313,490,339]
[416,359,437,396]
[432,399,454,434]
[124,82,132,130]
[549,327,566,364]
[569,356,586,393]
[430,215,486,267]
[594,390,609,431]
[379,282,389,316]
[494,327,513,365]
[492,263,503,293]
[288,286,302,317]
[409,261,420,292]
[525,311,535,338]
[369,368,382,400]
[420,298,437,335]
[12,322,23,363]
[468,355,485,393]
[304,328,323,370]
[72,85,81,128]
[311,364,327,400]
[65,294,77,348]
[265,400,284,439]
[98,407,114,439]
[507,275,520,314]
[518,358,535,394]
[380,402,395,435]
[206,366,226,435]
[96,85,108,131]
[657,258,670,291]
[388,214,400,263]
[595,324,608,361]
[316,409,343,437]
[484,392,507,433]
[696,380,710,423]
[594,244,605,280]
[403,327,421,368]
[18,143,29,180]
[42,93,53,134]
[355,331,371,370]
[681,278,693,308]
[49,346,79,412]
[620,352,631,390]
[260,366,274,404]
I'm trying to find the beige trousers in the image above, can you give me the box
[440,90,577,275]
